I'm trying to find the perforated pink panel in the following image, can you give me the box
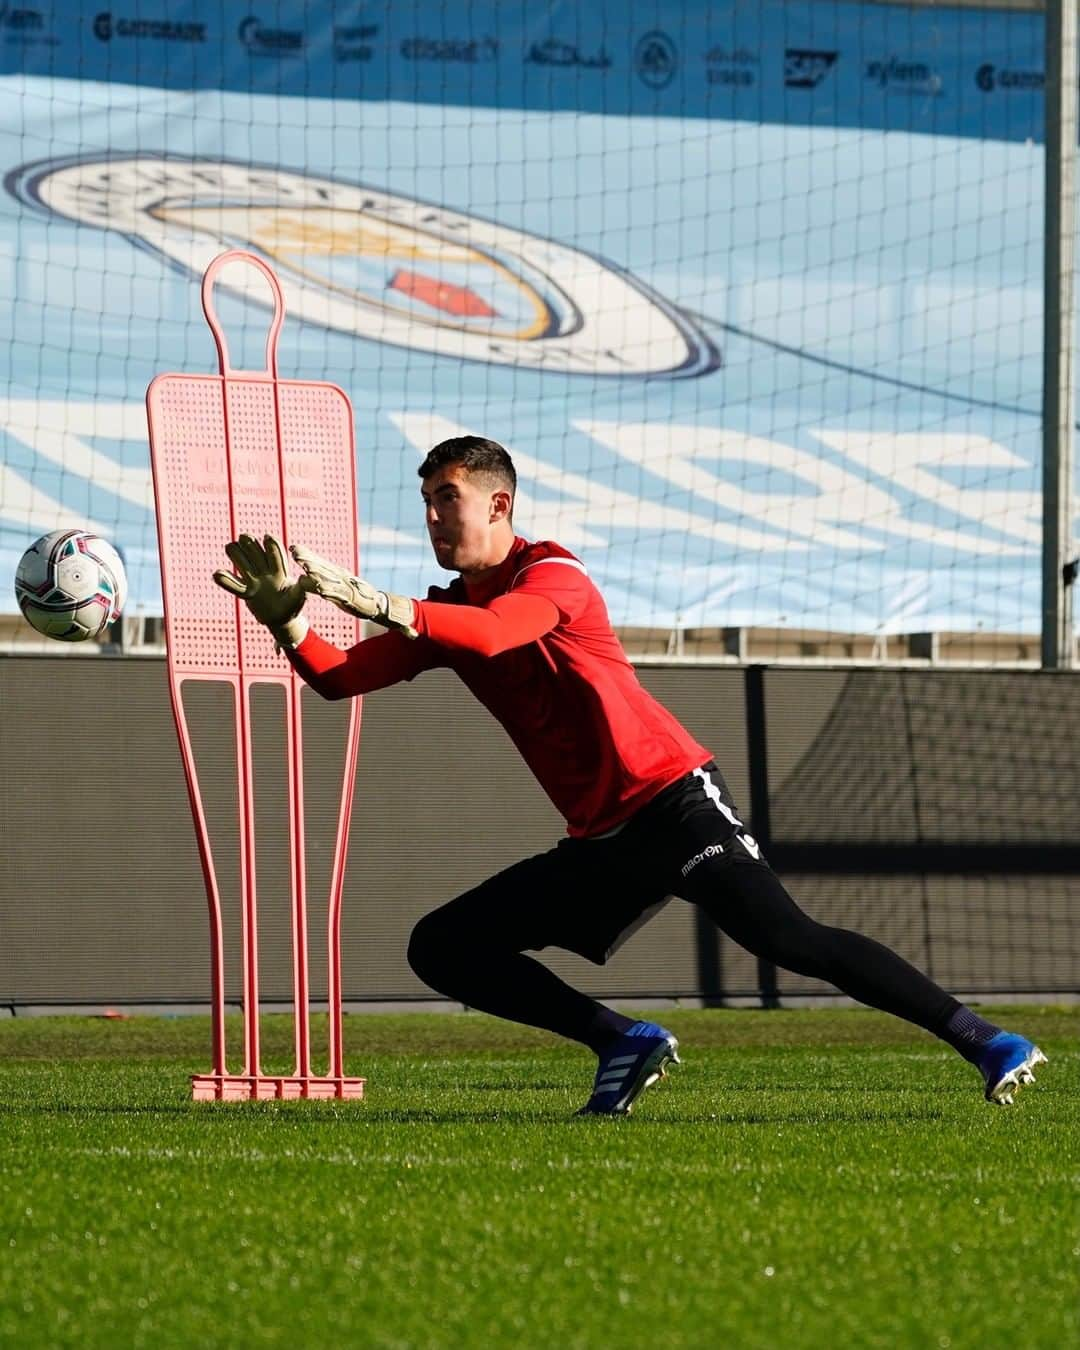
[146,373,361,676]
[145,251,367,1102]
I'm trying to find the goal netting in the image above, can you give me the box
[0,1,1053,661]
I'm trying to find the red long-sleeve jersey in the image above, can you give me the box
[286,536,710,837]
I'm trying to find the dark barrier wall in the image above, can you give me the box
[762,669,1080,996]
[1,657,1077,1008]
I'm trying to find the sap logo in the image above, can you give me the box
[975,63,1043,93]
[8,154,718,379]
[238,15,304,58]
[784,48,837,89]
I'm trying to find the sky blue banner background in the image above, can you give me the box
[0,2,1062,638]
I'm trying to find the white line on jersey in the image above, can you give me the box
[692,766,743,828]
[511,557,588,587]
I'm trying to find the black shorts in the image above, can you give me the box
[435,762,770,964]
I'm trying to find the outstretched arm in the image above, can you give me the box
[289,542,582,662]
[412,556,591,656]
[284,592,552,697]
[290,542,560,658]
[413,592,560,657]
[212,535,436,699]
[285,626,436,699]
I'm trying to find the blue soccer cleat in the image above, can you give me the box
[977,1032,1048,1105]
[577,1020,680,1116]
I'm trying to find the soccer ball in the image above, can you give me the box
[14,529,128,642]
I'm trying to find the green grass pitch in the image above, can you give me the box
[0,1007,1075,1349]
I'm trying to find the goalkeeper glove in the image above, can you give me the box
[212,533,310,648]
[290,543,418,639]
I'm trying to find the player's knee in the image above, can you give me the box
[407,908,460,984]
[406,914,437,981]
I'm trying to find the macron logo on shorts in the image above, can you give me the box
[680,842,725,877]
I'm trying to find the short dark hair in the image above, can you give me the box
[417,436,517,496]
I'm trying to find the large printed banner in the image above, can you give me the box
[0,0,1050,142]
[0,2,1060,635]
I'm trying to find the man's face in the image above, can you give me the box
[421,464,507,573]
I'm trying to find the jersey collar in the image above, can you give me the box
[461,536,529,605]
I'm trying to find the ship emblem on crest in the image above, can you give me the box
[5,154,718,378]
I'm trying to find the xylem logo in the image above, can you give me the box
[865,57,942,95]
[784,48,837,89]
[0,2,56,44]
[5,154,718,378]
[0,5,43,32]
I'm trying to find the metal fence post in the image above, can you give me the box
[1042,0,1078,669]
[745,665,780,1008]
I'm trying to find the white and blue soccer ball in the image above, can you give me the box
[15,528,128,642]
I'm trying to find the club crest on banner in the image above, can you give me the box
[6,154,719,378]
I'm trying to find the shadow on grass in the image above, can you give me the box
[0,1102,193,1117]
[251,1104,952,1126]
[0,1100,951,1126]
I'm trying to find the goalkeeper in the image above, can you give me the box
[214,436,1047,1116]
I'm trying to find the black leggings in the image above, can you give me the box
[686,857,957,1029]
[407,764,959,1049]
